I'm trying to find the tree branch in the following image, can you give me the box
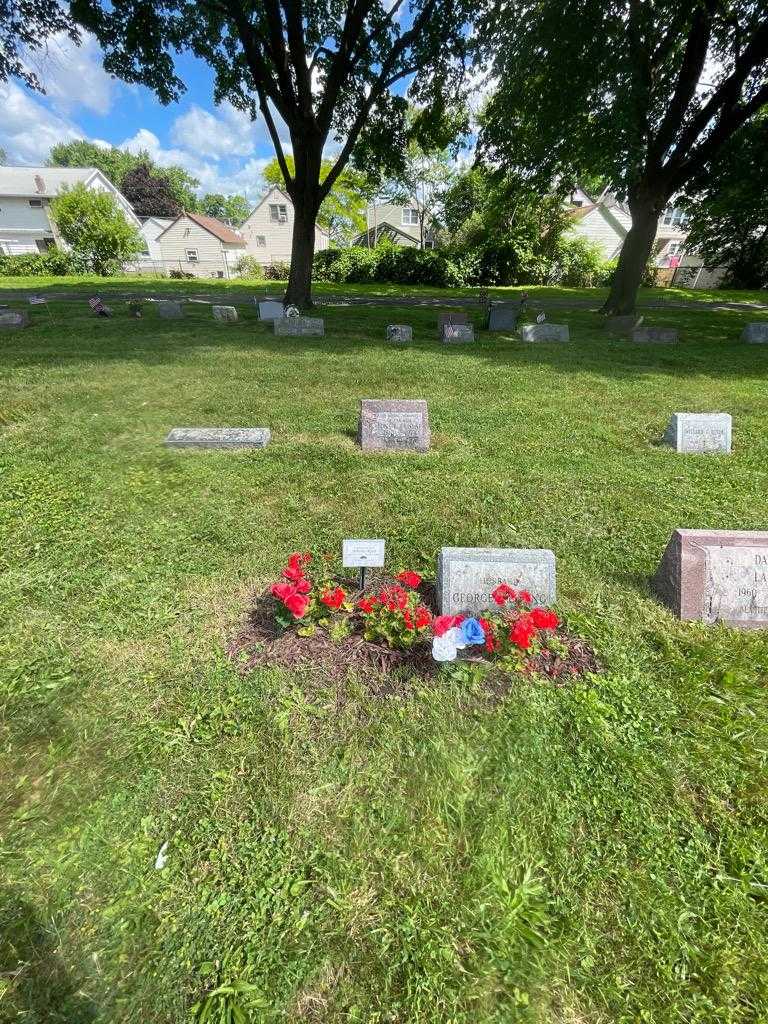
[281,0,313,116]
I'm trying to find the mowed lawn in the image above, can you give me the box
[1,292,767,1023]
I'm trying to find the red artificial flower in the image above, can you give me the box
[397,570,422,589]
[433,614,464,637]
[414,605,432,629]
[492,583,517,606]
[509,615,537,650]
[295,577,312,595]
[270,582,294,602]
[288,552,312,569]
[283,563,306,583]
[530,607,559,630]
[358,597,376,613]
[320,586,346,610]
[403,609,415,630]
[284,592,310,617]
[518,590,533,604]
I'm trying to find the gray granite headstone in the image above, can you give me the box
[158,300,184,319]
[212,305,238,323]
[742,323,768,344]
[436,547,556,615]
[488,303,523,331]
[664,413,732,454]
[438,312,469,338]
[520,323,570,343]
[654,529,768,628]
[605,315,644,334]
[442,324,474,344]
[358,399,430,452]
[0,310,30,329]
[164,427,270,449]
[258,300,285,321]
[387,325,413,343]
[632,327,678,343]
[274,317,325,336]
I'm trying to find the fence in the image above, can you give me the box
[124,256,291,280]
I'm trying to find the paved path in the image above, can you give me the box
[0,288,766,312]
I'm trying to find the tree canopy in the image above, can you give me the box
[198,193,252,225]
[120,162,183,218]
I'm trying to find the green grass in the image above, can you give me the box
[1,292,768,1023]
[0,273,766,306]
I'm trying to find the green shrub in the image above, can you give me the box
[549,236,607,287]
[264,261,290,280]
[0,248,81,277]
[234,255,264,279]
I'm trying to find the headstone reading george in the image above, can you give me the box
[488,303,523,331]
[664,413,732,454]
[0,310,30,329]
[157,300,184,319]
[437,547,556,615]
[631,327,678,343]
[164,427,271,449]
[442,324,475,344]
[520,323,570,343]
[274,316,325,337]
[654,529,768,628]
[438,312,469,338]
[387,325,413,343]
[258,300,285,321]
[358,399,430,453]
[212,305,238,323]
[742,323,768,344]
[605,315,644,334]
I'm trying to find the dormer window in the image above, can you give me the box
[269,204,288,223]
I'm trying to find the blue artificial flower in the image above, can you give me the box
[459,617,485,646]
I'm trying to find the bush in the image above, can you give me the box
[0,248,81,277]
[549,236,607,287]
[235,255,264,279]
[264,261,290,280]
[313,243,470,287]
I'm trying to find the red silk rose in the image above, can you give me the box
[531,607,559,629]
[320,587,346,610]
[396,570,422,589]
[284,592,310,617]
[491,583,517,605]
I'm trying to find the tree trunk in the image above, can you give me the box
[601,186,666,315]
[285,199,318,307]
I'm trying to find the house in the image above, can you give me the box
[0,166,140,255]
[155,211,246,278]
[239,186,329,264]
[352,201,437,248]
[137,216,176,264]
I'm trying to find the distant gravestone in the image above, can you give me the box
[0,310,29,330]
[258,300,285,321]
[654,529,768,628]
[212,305,238,323]
[605,315,644,334]
[164,427,270,449]
[438,312,469,338]
[664,413,732,454]
[488,303,523,331]
[520,323,570,343]
[631,327,678,343]
[358,399,430,453]
[742,323,768,344]
[442,324,475,344]
[158,300,184,319]
[274,317,325,336]
[437,547,556,615]
[387,325,413,343]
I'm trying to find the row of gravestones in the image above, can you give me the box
[164,403,739,456]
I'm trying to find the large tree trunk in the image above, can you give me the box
[601,185,666,315]
[284,138,323,308]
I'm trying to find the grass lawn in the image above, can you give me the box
[1,291,768,1023]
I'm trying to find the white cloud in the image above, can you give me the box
[0,81,82,163]
[171,102,258,159]
[26,31,115,116]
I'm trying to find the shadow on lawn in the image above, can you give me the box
[0,889,98,1023]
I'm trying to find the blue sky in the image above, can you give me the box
[0,32,292,200]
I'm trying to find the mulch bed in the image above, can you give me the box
[226,572,600,697]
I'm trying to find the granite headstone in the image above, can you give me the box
[654,529,768,628]
[0,310,29,329]
[157,300,184,319]
[442,324,474,344]
[387,325,413,343]
[258,300,285,321]
[436,547,556,615]
[274,316,325,336]
[742,323,768,344]
[664,413,732,454]
[212,305,238,323]
[358,399,430,453]
[631,327,678,343]
[520,323,570,343]
[164,427,271,449]
[488,303,523,331]
[438,312,469,338]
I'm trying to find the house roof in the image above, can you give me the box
[567,204,598,222]
[0,166,105,197]
[158,211,246,246]
[353,221,419,246]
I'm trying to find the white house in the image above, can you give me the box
[0,166,140,255]
[137,216,176,263]
[156,211,246,278]
[353,200,437,248]
[239,186,329,264]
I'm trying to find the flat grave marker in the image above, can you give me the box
[654,529,768,628]
[520,323,569,343]
[274,316,325,337]
[358,399,430,453]
[437,547,556,615]
[258,300,285,321]
[0,310,29,330]
[164,427,271,449]
[387,325,413,343]
[212,305,238,323]
[157,300,184,319]
[631,327,678,344]
[442,324,474,344]
[664,413,732,454]
[742,323,768,344]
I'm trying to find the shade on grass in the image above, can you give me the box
[1,294,767,1022]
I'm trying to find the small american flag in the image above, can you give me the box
[28,296,47,305]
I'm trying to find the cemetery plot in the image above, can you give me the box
[438,312,469,338]
[437,547,556,615]
[164,427,271,448]
[664,413,732,453]
[654,529,768,628]
[358,399,430,452]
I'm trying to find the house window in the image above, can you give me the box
[35,239,53,252]
[662,206,689,229]
[28,198,43,208]
[185,248,199,263]
[667,241,684,256]
[402,207,419,226]
[255,235,266,247]
[269,204,288,223]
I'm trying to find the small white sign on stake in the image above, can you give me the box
[342,539,386,567]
